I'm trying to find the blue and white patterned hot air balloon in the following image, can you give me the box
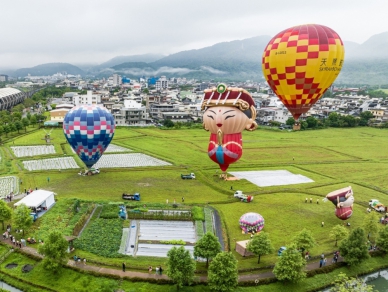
[63,105,115,168]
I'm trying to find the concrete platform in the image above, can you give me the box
[229,170,314,187]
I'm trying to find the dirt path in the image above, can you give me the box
[0,236,343,283]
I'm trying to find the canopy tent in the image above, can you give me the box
[14,190,55,209]
[235,240,254,257]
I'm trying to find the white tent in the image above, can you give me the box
[14,190,55,209]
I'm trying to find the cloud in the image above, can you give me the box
[200,66,227,75]
[102,66,197,76]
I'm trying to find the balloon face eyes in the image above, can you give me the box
[203,107,249,134]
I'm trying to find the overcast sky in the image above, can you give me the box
[1,0,387,69]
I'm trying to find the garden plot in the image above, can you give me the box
[135,220,196,258]
[229,170,314,187]
[92,153,171,168]
[71,144,131,154]
[23,157,79,171]
[0,176,19,197]
[11,145,56,157]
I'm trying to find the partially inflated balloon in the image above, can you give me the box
[326,186,354,220]
[262,24,345,120]
[63,105,115,168]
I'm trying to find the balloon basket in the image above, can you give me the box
[293,123,301,131]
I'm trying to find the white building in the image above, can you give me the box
[112,74,122,86]
[156,76,168,91]
[73,90,102,106]
[112,100,151,126]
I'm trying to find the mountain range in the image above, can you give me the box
[5,32,388,85]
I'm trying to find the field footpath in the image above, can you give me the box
[0,236,343,283]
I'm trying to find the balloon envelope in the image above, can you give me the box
[262,24,345,120]
[239,212,265,231]
[63,105,115,168]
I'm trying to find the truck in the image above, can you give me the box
[181,173,195,179]
[233,190,254,203]
[369,199,387,212]
[122,193,141,201]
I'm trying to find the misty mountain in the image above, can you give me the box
[109,32,388,84]
[345,31,388,59]
[12,63,84,77]
[95,54,165,70]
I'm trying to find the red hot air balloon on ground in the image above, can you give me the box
[201,84,257,172]
[326,186,354,220]
[262,24,345,127]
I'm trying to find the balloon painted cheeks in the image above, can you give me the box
[203,107,251,134]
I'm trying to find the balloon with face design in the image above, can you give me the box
[326,186,354,220]
[201,85,257,171]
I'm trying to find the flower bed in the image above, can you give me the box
[74,218,123,257]
[22,157,79,171]
[92,153,171,168]
[0,176,18,198]
[11,145,56,157]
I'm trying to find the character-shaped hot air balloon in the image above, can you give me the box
[326,186,354,220]
[262,24,345,128]
[202,84,257,172]
[63,105,115,169]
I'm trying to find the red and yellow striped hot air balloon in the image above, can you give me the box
[262,24,345,123]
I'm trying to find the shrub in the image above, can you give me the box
[100,204,120,219]
[192,206,205,221]
[160,239,186,245]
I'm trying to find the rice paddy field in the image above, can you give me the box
[1,126,388,291]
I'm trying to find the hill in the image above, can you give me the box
[12,63,84,77]
[95,54,165,70]
[107,32,388,84]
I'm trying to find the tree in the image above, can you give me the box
[9,122,16,134]
[286,117,295,126]
[273,243,306,283]
[208,252,238,292]
[13,204,33,235]
[330,225,349,247]
[339,227,369,266]
[167,246,196,290]
[22,117,30,132]
[330,272,376,292]
[14,120,23,133]
[3,125,10,137]
[0,125,4,137]
[30,115,37,127]
[376,225,388,253]
[194,232,221,267]
[163,119,174,128]
[305,116,318,128]
[38,230,68,273]
[0,200,12,230]
[293,228,316,254]
[363,212,380,242]
[246,231,274,264]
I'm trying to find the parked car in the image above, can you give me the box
[122,193,141,201]
[181,173,195,179]
[369,199,386,212]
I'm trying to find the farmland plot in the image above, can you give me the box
[0,176,19,197]
[23,157,79,171]
[71,144,131,154]
[92,153,171,168]
[11,145,56,157]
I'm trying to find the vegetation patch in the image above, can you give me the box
[192,206,205,221]
[74,218,123,257]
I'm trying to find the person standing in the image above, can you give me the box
[122,262,126,272]
[323,258,327,266]
[182,197,184,203]
[47,177,50,183]
[159,266,163,275]
[166,199,169,204]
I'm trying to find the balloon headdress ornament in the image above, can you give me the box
[201,84,257,172]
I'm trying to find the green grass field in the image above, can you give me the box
[2,126,388,290]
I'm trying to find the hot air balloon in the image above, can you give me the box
[262,24,345,128]
[239,212,265,233]
[63,105,115,169]
[201,84,257,172]
[326,186,354,220]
